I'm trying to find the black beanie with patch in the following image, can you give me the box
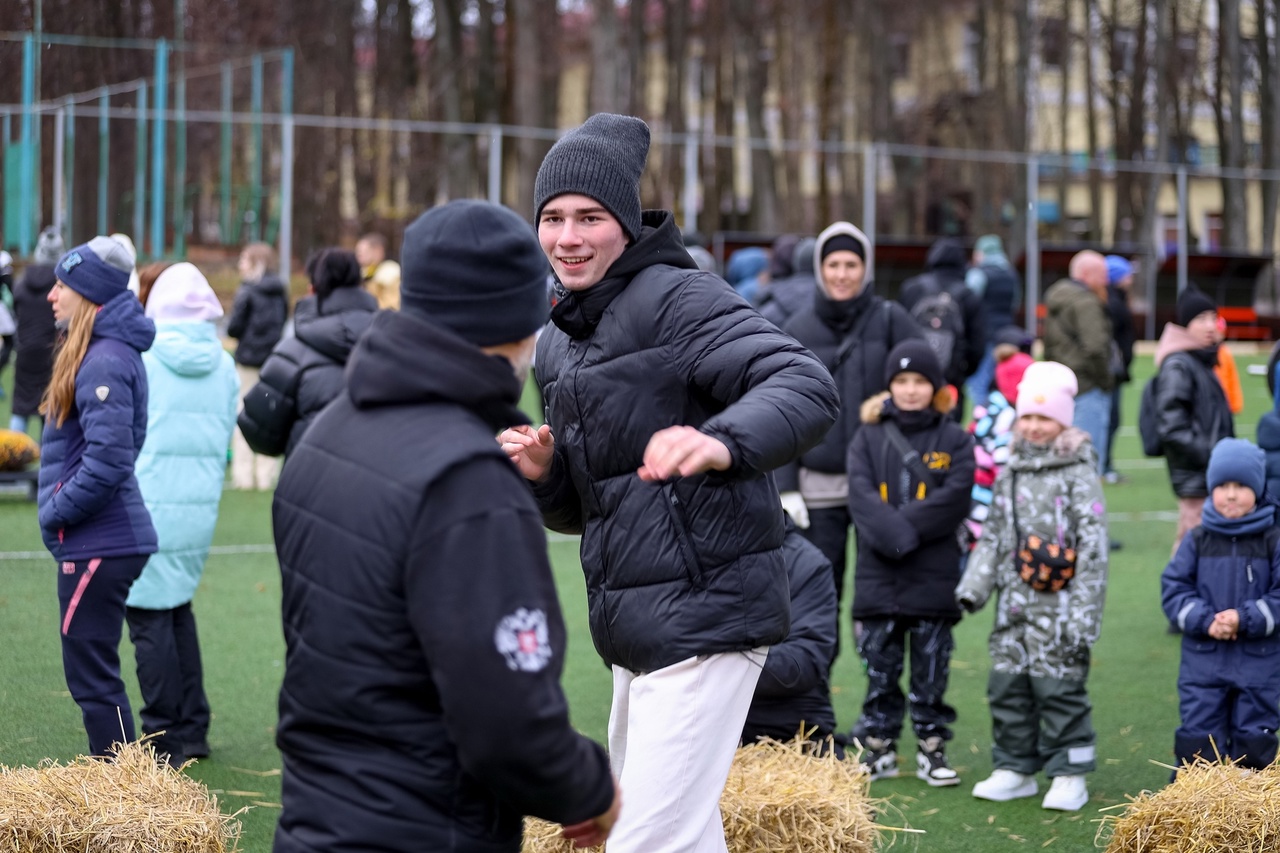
[884,338,946,392]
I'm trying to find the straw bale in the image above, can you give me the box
[523,736,891,853]
[0,741,242,853]
[1099,759,1280,853]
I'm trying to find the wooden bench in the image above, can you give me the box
[1218,306,1271,341]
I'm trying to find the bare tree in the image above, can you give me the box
[591,0,622,113]
[1258,0,1279,264]
[1214,0,1248,250]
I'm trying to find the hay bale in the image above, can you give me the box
[0,741,242,853]
[524,736,892,853]
[1099,759,1280,852]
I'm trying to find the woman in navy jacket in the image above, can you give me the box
[37,236,157,757]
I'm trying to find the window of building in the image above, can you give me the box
[1041,17,1066,69]
[890,33,911,80]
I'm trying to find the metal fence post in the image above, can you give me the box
[862,143,877,282]
[150,38,168,258]
[220,62,232,244]
[98,87,109,234]
[1025,154,1040,333]
[1176,166,1188,295]
[249,52,264,243]
[278,48,294,280]
[19,33,35,255]
[53,105,64,238]
[488,126,502,204]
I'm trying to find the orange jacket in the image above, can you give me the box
[1216,345,1244,415]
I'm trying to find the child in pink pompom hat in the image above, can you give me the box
[957,359,1109,813]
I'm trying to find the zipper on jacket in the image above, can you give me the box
[666,487,706,588]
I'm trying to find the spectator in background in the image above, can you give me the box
[681,230,720,274]
[757,237,816,329]
[38,237,157,758]
[1153,287,1235,554]
[1256,373,1280,500]
[965,235,1023,406]
[899,237,986,416]
[128,262,239,768]
[355,232,401,311]
[0,245,14,390]
[1103,255,1136,483]
[238,248,378,457]
[1043,250,1113,474]
[742,521,842,757]
[726,245,769,304]
[769,233,801,282]
[227,242,288,490]
[110,233,141,296]
[8,227,62,434]
[778,221,921,645]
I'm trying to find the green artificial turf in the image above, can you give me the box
[0,353,1272,852]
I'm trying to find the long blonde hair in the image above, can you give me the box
[40,290,98,429]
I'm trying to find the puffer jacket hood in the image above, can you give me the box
[1155,322,1217,367]
[812,221,872,297]
[296,287,379,363]
[926,237,968,273]
[149,322,223,378]
[93,289,157,353]
[346,309,527,433]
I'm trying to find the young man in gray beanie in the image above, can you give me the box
[272,200,619,853]
[502,113,840,853]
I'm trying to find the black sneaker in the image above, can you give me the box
[916,737,961,787]
[856,737,899,780]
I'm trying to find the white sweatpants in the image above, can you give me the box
[606,648,767,853]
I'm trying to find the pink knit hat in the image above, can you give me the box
[1016,361,1078,427]
[995,351,1035,404]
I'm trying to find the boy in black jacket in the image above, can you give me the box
[846,339,976,785]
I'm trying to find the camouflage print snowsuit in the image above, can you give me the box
[957,427,1109,679]
[956,427,1109,777]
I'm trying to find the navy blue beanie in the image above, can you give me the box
[1207,438,1266,495]
[399,200,550,347]
[56,236,134,305]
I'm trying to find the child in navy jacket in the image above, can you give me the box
[1162,438,1280,772]
[846,339,976,785]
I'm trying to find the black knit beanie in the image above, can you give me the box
[534,113,650,241]
[884,338,946,392]
[399,200,550,347]
[820,233,865,262]
[1176,287,1217,328]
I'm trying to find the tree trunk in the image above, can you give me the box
[591,0,621,113]
[626,0,648,116]
[660,0,689,212]
[1219,0,1248,250]
[1139,0,1171,307]
[1084,0,1103,240]
[1261,0,1279,301]
[731,0,777,232]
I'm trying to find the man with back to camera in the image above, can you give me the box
[500,112,839,853]
[272,200,619,853]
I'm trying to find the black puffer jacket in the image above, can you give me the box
[1154,324,1235,498]
[273,311,613,853]
[227,273,289,367]
[898,238,987,386]
[533,210,839,674]
[846,392,975,620]
[777,224,922,491]
[976,261,1021,340]
[742,527,838,745]
[238,287,377,456]
[10,264,58,417]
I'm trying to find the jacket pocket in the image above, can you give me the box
[664,484,706,588]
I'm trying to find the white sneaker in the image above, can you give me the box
[972,769,1038,801]
[1041,775,1088,811]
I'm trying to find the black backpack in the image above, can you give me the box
[910,277,966,375]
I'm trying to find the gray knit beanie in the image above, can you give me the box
[534,113,650,241]
[33,226,65,266]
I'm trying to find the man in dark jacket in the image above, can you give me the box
[500,113,839,853]
[8,227,62,433]
[756,236,817,329]
[742,523,842,757]
[1043,250,1113,474]
[963,234,1022,406]
[272,201,619,853]
[898,236,986,411]
[238,249,378,457]
[227,242,289,490]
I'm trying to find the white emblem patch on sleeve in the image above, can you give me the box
[95,385,110,401]
[494,607,552,672]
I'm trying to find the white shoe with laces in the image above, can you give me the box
[1041,774,1089,811]
[972,768,1038,801]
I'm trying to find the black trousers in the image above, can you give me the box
[57,554,149,756]
[850,617,957,744]
[127,602,211,764]
[803,505,853,659]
